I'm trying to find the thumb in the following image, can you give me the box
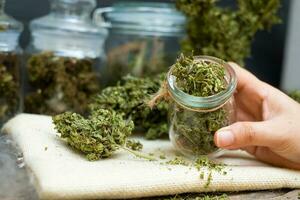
[214,121,283,149]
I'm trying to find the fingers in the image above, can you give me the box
[242,146,300,170]
[227,62,261,92]
[214,121,286,149]
[227,62,269,120]
[228,62,293,106]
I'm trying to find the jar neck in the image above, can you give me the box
[167,56,237,111]
[51,0,95,20]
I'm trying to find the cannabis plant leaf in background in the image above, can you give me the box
[176,0,281,65]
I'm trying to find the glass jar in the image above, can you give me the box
[24,0,107,115]
[94,2,186,85]
[167,56,237,158]
[0,0,23,125]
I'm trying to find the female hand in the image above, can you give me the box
[214,62,300,169]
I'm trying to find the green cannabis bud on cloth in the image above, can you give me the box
[52,109,134,161]
[89,74,168,140]
[125,139,143,151]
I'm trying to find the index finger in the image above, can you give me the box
[227,62,262,92]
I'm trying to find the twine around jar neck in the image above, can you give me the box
[148,80,231,113]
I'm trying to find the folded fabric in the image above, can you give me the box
[2,114,300,199]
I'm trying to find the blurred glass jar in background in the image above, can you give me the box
[0,0,23,125]
[94,2,186,86]
[24,0,107,115]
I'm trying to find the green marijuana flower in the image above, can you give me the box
[89,74,169,139]
[165,155,226,188]
[53,109,133,161]
[176,0,281,64]
[53,109,154,161]
[25,52,100,115]
[0,52,20,125]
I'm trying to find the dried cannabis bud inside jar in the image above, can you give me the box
[89,74,168,140]
[165,54,237,157]
[0,52,21,125]
[0,0,23,125]
[53,109,155,161]
[24,52,100,115]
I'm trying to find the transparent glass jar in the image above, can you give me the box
[94,2,186,85]
[167,56,237,158]
[24,0,108,115]
[0,0,23,125]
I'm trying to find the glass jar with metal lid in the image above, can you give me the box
[24,0,108,115]
[94,2,186,85]
[0,0,23,125]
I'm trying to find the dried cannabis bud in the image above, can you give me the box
[176,0,281,64]
[89,74,168,139]
[194,156,225,173]
[169,54,229,156]
[126,139,143,151]
[53,109,155,161]
[171,106,228,155]
[0,52,20,125]
[53,109,133,160]
[289,90,300,103]
[172,54,226,96]
[25,52,100,115]
[165,155,226,189]
[166,156,189,166]
[194,156,226,188]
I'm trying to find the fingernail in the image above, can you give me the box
[217,130,234,147]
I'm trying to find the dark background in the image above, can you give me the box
[5,0,290,87]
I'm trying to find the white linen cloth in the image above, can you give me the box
[2,114,300,199]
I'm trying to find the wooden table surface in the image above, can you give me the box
[137,189,300,200]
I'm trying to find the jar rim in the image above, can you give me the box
[167,55,237,110]
[93,2,186,35]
